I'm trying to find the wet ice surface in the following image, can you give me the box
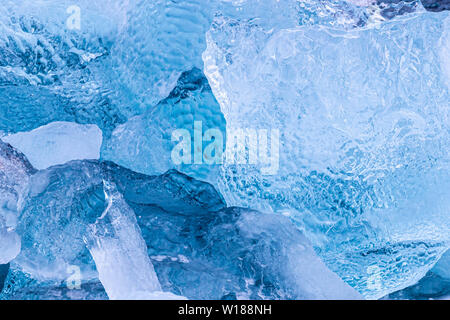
[0,0,449,300]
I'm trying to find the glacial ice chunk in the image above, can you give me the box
[14,161,105,281]
[433,250,450,279]
[203,11,450,298]
[12,160,195,299]
[3,122,102,170]
[101,68,226,182]
[136,204,361,299]
[0,0,386,137]
[0,229,20,265]
[0,141,35,264]
[0,1,128,134]
[84,181,185,300]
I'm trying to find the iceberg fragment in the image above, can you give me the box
[6,154,357,300]
[101,68,226,182]
[3,121,102,170]
[84,180,184,300]
[9,159,193,299]
[0,141,35,264]
[136,204,361,299]
[203,11,450,298]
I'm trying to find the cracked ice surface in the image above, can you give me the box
[203,11,450,298]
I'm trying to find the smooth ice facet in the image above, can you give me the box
[3,121,102,170]
[84,181,184,300]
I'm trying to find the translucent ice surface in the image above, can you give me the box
[0,141,35,264]
[432,250,450,279]
[0,1,127,134]
[204,11,450,298]
[3,121,102,170]
[1,0,448,301]
[0,229,20,265]
[3,155,359,300]
[137,205,361,299]
[84,181,184,300]
[10,159,188,299]
[101,68,226,182]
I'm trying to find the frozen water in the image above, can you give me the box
[135,204,361,299]
[0,266,108,300]
[0,0,404,137]
[0,0,448,300]
[3,121,102,170]
[386,249,450,299]
[14,161,105,281]
[204,11,450,298]
[109,0,219,110]
[101,68,226,182]
[84,180,184,300]
[432,250,450,279]
[0,141,35,264]
[0,264,8,291]
[5,156,358,299]
[8,158,223,298]
[0,228,20,265]
[0,1,128,135]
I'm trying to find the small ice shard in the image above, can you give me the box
[3,122,102,170]
[84,181,185,300]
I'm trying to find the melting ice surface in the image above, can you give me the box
[0,0,449,300]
